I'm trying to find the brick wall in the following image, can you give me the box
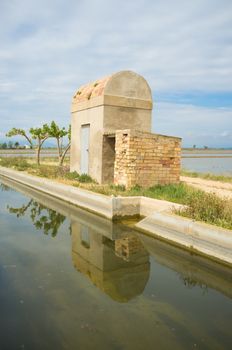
[114,129,181,188]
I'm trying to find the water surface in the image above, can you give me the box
[0,177,231,350]
[182,157,232,175]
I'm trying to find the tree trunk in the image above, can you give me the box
[36,137,48,165]
[24,135,33,149]
[36,145,41,165]
[56,138,63,165]
[59,143,70,166]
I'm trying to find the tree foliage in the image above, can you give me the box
[47,121,71,166]
[30,124,50,165]
[6,128,33,148]
[5,121,71,166]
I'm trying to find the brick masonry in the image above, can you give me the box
[114,129,181,188]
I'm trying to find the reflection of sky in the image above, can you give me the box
[0,183,232,349]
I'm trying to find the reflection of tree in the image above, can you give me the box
[7,200,66,237]
[8,199,33,217]
[0,184,12,192]
[180,275,208,294]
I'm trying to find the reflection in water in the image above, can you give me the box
[72,222,150,302]
[3,177,232,301]
[6,194,150,301]
[179,275,208,294]
[0,183,12,192]
[7,199,66,237]
[1,177,232,349]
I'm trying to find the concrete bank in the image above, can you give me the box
[136,212,232,265]
[0,166,181,219]
[0,166,231,266]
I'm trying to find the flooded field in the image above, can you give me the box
[0,177,231,349]
[182,155,232,175]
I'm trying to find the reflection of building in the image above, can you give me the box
[71,221,150,303]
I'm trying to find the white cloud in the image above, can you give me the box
[0,0,231,147]
[154,102,232,147]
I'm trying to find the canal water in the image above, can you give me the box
[182,153,232,175]
[0,177,232,350]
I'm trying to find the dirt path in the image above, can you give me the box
[180,176,232,199]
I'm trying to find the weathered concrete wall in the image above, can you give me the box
[103,104,151,133]
[114,129,181,188]
[70,105,104,183]
[70,71,153,184]
[136,212,232,265]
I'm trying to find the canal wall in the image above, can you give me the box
[0,166,180,219]
[0,166,231,266]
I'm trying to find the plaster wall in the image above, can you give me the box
[70,106,104,183]
[103,105,152,132]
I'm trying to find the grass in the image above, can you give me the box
[181,169,232,183]
[0,157,232,230]
[175,191,232,230]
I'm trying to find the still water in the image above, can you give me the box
[182,156,232,175]
[0,177,232,350]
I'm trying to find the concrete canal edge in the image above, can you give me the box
[136,212,232,266]
[0,166,182,219]
[0,166,231,266]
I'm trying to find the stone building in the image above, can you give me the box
[70,70,181,188]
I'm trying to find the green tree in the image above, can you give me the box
[48,121,71,166]
[30,124,50,165]
[6,128,33,148]
[6,125,50,165]
[14,141,20,148]
[59,124,71,166]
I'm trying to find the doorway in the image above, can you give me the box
[80,124,90,174]
[102,135,116,183]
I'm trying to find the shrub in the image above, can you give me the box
[109,184,126,192]
[176,192,232,230]
[64,171,95,183]
[0,157,30,171]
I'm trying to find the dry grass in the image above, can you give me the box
[181,169,232,183]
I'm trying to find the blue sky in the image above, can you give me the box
[0,0,232,147]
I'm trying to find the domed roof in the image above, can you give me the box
[73,75,112,103]
[72,70,152,104]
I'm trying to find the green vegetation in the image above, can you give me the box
[181,169,232,183]
[175,192,232,230]
[0,157,231,230]
[46,121,71,166]
[0,157,30,171]
[6,121,71,166]
[0,141,22,149]
[65,171,95,183]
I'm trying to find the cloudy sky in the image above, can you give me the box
[0,0,231,147]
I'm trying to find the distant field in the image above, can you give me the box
[182,149,232,154]
[0,148,58,154]
[0,148,231,154]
